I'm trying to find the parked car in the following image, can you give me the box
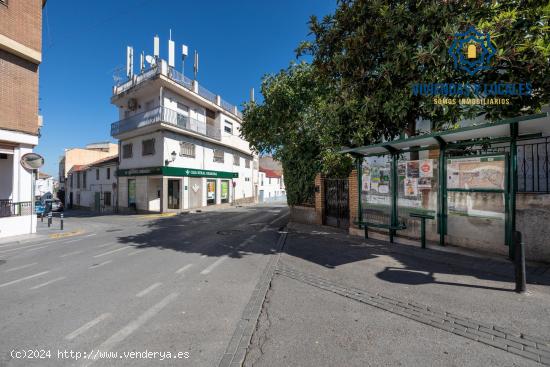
[35,201,45,216]
[44,199,63,213]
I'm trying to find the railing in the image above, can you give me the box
[111,106,221,140]
[112,61,243,119]
[0,200,33,217]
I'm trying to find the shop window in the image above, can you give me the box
[180,142,195,157]
[142,139,155,156]
[122,143,133,159]
[213,149,224,163]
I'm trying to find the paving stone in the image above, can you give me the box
[507,346,541,363]
[494,336,524,350]
[479,326,505,339]
[477,336,508,351]
[506,334,536,348]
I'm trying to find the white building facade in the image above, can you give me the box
[258,168,286,203]
[111,45,258,213]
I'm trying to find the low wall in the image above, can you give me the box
[290,205,321,225]
[0,215,37,238]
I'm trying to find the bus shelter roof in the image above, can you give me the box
[340,113,549,156]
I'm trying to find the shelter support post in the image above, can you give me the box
[508,122,519,259]
[435,136,447,246]
[356,155,363,224]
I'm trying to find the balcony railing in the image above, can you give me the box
[112,61,243,119]
[0,200,33,217]
[111,106,221,140]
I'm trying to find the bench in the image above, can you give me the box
[409,212,435,249]
[354,220,407,243]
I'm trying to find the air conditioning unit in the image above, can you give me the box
[128,98,138,111]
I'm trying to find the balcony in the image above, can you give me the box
[112,61,243,119]
[111,106,221,140]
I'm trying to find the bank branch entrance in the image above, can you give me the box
[342,113,549,258]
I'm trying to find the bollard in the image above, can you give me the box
[41,213,44,223]
[514,231,526,293]
[60,213,64,231]
[47,212,52,227]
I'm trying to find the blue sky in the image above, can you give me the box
[36,0,336,175]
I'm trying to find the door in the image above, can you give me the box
[94,192,101,212]
[206,180,216,205]
[259,190,264,203]
[128,179,136,209]
[220,180,229,203]
[168,179,181,209]
[188,177,202,208]
[324,178,349,228]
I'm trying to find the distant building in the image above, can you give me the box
[258,157,285,203]
[0,0,45,237]
[66,156,117,212]
[35,172,55,200]
[110,35,258,212]
[58,142,118,192]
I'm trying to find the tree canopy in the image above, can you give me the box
[242,0,550,205]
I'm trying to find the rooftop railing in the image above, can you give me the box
[111,106,221,140]
[112,61,243,119]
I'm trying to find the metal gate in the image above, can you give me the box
[324,178,349,228]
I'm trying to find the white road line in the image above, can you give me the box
[29,276,66,290]
[65,313,111,341]
[93,247,130,258]
[25,245,49,252]
[82,293,178,366]
[4,262,37,273]
[97,242,116,248]
[89,260,112,269]
[135,282,162,297]
[60,250,83,258]
[127,249,144,256]
[0,271,50,288]
[200,256,227,275]
[175,264,193,274]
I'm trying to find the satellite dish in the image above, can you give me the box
[145,55,156,66]
[20,153,44,170]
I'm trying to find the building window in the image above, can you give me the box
[77,173,81,188]
[180,142,195,157]
[123,143,133,159]
[83,172,87,189]
[96,169,99,180]
[70,174,74,188]
[269,177,271,185]
[213,149,224,163]
[177,102,189,113]
[107,167,111,180]
[224,121,233,134]
[245,159,250,168]
[233,154,240,166]
[142,139,155,156]
[104,192,112,206]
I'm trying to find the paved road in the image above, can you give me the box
[0,204,288,367]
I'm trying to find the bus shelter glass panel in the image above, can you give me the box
[361,156,392,224]
[397,151,438,239]
[446,155,506,247]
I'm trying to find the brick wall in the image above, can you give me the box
[0,49,39,135]
[348,169,359,229]
[0,0,42,52]
[314,173,324,225]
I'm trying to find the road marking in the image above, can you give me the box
[200,256,227,275]
[65,313,111,341]
[98,242,116,248]
[4,262,37,273]
[89,260,112,269]
[25,245,49,252]
[269,212,289,225]
[136,282,162,297]
[93,247,130,258]
[30,276,66,290]
[82,293,178,366]
[49,230,84,239]
[60,250,83,258]
[127,249,145,256]
[175,264,193,274]
[0,271,50,288]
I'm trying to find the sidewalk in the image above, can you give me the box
[244,222,550,366]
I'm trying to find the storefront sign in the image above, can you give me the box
[117,166,238,179]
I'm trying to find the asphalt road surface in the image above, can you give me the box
[0,204,289,367]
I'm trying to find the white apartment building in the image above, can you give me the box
[35,172,55,200]
[66,156,117,212]
[258,168,286,203]
[111,37,258,213]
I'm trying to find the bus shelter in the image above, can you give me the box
[342,113,549,257]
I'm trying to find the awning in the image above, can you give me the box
[341,113,549,156]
